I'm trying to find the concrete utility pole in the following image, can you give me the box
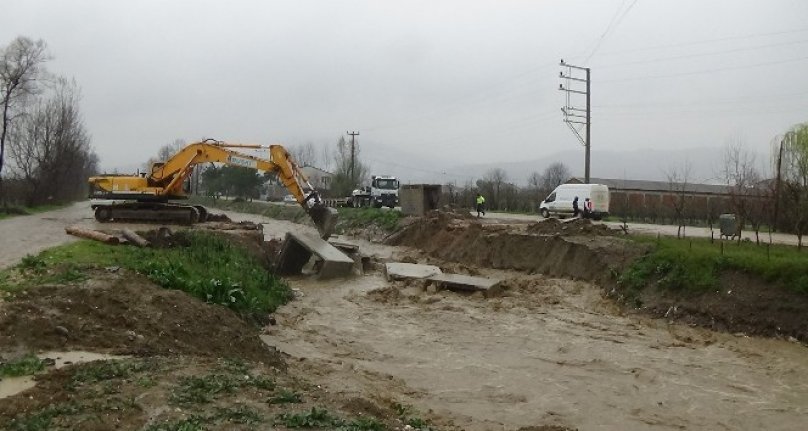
[347,131,360,187]
[559,59,591,183]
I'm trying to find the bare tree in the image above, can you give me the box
[330,136,368,196]
[665,160,692,238]
[144,138,185,171]
[8,78,96,205]
[541,162,571,191]
[288,142,318,167]
[0,37,50,199]
[720,139,762,243]
[478,168,507,210]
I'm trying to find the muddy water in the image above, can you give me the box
[0,351,127,399]
[266,271,808,431]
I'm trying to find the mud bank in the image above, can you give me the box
[387,211,645,284]
[388,211,808,341]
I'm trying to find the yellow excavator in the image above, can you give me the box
[88,139,338,239]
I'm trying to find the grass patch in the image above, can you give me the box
[0,230,292,319]
[4,403,83,431]
[68,359,156,389]
[188,196,404,233]
[142,416,206,431]
[276,407,388,431]
[170,371,276,405]
[335,207,403,233]
[0,203,72,221]
[0,354,45,377]
[621,235,808,294]
[268,389,302,404]
[187,196,308,222]
[393,403,435,431]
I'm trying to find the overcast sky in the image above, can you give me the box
[2,0,807,179]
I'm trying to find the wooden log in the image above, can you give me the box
[65,226,120,244]
[121,229,150,247]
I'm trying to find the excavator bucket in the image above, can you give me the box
[308,206,338,240]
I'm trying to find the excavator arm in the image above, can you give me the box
[89,139,338,238]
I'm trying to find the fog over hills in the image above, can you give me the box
[363,145,770,187]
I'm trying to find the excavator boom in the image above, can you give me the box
[88,139,338,239]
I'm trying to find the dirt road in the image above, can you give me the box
[0,201,320,269]
[476,211,803,246]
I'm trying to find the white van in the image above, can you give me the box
[539,184,610,220]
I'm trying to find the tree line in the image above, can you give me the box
[0,36,98,208]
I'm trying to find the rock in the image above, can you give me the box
[425,284,438,294]
[267,315,277,325]
[54,325,69,337]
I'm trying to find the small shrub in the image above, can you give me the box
[269,389,302,404]
[0,354,45,377]
[277,407,338,428]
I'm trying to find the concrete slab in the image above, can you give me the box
[384,262,442,281]
[427,273,502,294]
[276,231,354,279]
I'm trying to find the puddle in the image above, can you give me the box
[0,351,128,399]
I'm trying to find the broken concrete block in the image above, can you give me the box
[427,273,502,295]
[384,262,442,281]
[276,232,354,279]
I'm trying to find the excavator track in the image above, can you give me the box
[93,202,207,224]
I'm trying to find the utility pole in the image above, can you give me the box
[347,131,359,188]
[559,59,591,183]
[774,132,791,232]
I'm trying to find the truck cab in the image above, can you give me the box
[351,175,400,208]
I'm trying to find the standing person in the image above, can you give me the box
[583,197,593,218]
[572,196,580,217]
[476,193,486,217]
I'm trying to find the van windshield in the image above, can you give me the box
[544,192,556,202]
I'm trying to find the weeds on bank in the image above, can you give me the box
[335,207,403,233]
[0,231,292,318]
[276,407,385,431]
[67,359,157,389]
[621,235,808,294]
[4,403,83,431]
[187,196,404,233]
[269,389,302,404]
[170,370,276,405]
[393,403,436,431]
[0,354,45,377]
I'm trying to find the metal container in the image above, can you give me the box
[719,213,737,238]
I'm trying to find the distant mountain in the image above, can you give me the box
[448,147,767,186]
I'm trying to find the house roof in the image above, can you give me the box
[568,177,730,195]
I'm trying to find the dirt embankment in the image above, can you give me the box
[0,270,281,365]
[387,210,808,341]
[0,227,435,431]
[387,211,645,284]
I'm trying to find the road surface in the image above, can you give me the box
[476,211,803,247]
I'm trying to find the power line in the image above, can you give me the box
[600,55,808,83]
[597,38,808,69]
[592,26,808,57]
[583,0,639,63]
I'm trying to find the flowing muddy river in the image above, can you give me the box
[266,266,808,431]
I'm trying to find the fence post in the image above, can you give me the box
[720,240,724,256]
